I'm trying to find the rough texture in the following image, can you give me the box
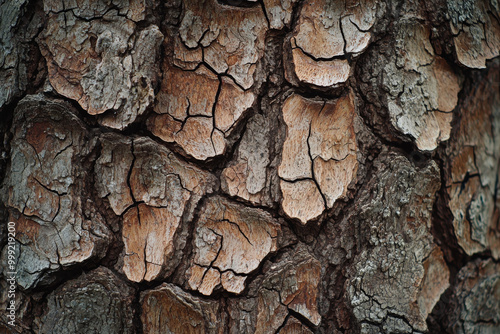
[1,95,111,289]
[177,0,267,89]
[96,135,217,282]
[95,133,134,216]
[148,63,254,160]
[446,259,500,333]
[38,1,163,129]
[1,0,500,333]
[447,0,500,68]
[443,67,500,257]
[1,1,28,109]
[257,245,322,328]
[141,283,226,334]
[224,244,321,334]
[347,152,449,333]
[286,0,378,88]
[187,196,280,295]
[279,316,314,334]
[359,19,461,151]
[38,267,135,334]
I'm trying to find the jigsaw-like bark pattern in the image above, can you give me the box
[1,0,499,333]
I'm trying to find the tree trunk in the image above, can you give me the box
[1,0,499,333]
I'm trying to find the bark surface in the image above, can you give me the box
[1,0,499,333]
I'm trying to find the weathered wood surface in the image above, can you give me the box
[1,0,499,333]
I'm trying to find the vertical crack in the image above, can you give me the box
[307,102,328,208]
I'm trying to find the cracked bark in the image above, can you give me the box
[1,0,500,333]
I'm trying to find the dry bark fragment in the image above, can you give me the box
[263,0,299,30]
[122,204,182,282]
[0,95,111,290]
[38,267,135,334]
[0,0,43,110]
[446,259,500,334]
[155,64,218,122]
[38,2,163,130]
[94,133,134,216]
[360,19,461,151]
[287,0,377,88]
[289,46,351,88]
[215,77,255,134]
[279,316,314,334]
[116,137,217,282]
[43,0,149,21]
[220,92,285,208]
[255,288,288,334]
[444,67,500,257]
[178,0,268,90]
[149,62,253,160]
[417,247,450,321]
[279,92,358,223]
[141,283,226,334]
[187,196,280,295]
[149,0,271,160]
[447,0,500,68]
[388,21,460,151]
[280,179,325,224]
[256,245,322,330]
[96,133,217,282]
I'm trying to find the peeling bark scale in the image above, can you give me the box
[0,0,499,333]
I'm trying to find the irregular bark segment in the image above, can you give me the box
[444,67,500,257]
[215,77,255,134]
[256,245,322,329]
[188,196,280,295]
[117,137,217,282]
[254,289,288,334]
[293,0,345,59]
[361,19,461,151]
[131,137,217,201]
[287,0,377,87]
[96,133,217,282]
[447,259,500,333]
[390,21,460,151]
[43,0,149,21]
[279,316,314,334]
[149,63,254,160]
[279,93,358,223]
[141,283,226,334]
[417,247,450,321]
[148,0,271,160]
[122,205,181,282]
[178,0,268,89]
[447,0,500,68]
[155,64,219,121]
[290,46,351,88]
[263,0,299,30]
[0,0,26,108]
[220,109,282,207]
[1,95,111,289]
[347,153,449,332]
[279,95,315,181]
[38,267,135,334]
[38,2,163,130]
[95,133,134,216]
[0,0,42,109]
[280,179,325,223]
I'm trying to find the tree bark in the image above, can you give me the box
[1,0,499,333]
